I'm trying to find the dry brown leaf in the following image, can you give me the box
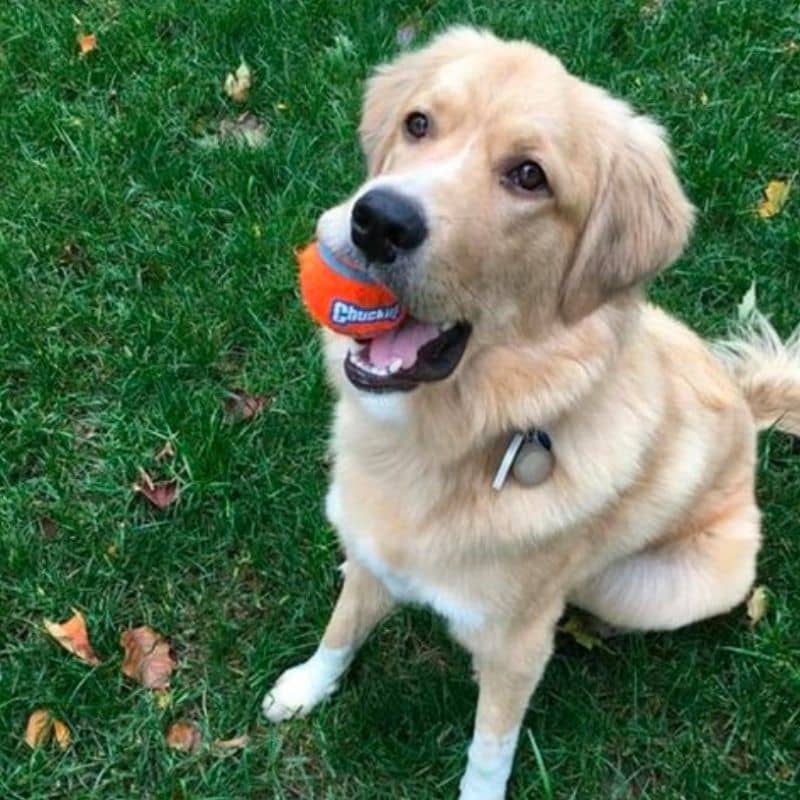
[224,60,252,103]
[757,180,791,219]
[198,112,268,150]
[133,468,178,510]
[52,719,71,750]
[76,33,97,57]
[746,585,768,627]
[44,610,101,666]
[24,709,53,748]
[154,441,175,462]
[39,516,59,539]
[224,388,270,421]
[166,721,202,753]
[120,626,176,689]
[213,733,250,751]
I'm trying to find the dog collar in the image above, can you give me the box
[492,429,553,491]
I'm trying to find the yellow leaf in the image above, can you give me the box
[76,33,97,57]
[24,709,53,748]
[746,585,768,627]
[44,610,101,666]
[275,101,289,112]
[53,719,71,750]
[559,615,604,651]
[757,180,791,219]
[224,60,252,103]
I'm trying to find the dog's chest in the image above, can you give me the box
[325,483,486,630]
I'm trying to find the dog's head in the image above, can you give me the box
[317,27,694,394]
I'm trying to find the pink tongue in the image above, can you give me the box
[369,320,441,369]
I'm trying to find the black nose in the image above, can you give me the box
[351,188,427,263]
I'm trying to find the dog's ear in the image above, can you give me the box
[560,104,695,323]
[360,27,493,175]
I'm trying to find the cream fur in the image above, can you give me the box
[264,28,800,799]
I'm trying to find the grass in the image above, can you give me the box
[0,0,798,797]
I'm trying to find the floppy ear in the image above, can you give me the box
[560,105,695,323]
[359,27,494,175]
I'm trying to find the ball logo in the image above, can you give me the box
[330,299,402,326]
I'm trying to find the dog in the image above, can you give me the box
[263,27,800,799]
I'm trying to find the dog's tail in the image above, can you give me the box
[713,307,800,437]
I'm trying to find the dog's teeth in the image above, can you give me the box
[388,358,403,374]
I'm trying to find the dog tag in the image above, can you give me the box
[492,432,525,491]
[512,432,554,487]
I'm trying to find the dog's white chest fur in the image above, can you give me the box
[326,484,485,630]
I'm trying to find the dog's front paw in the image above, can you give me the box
[262,663,337,722]
[262,646,352,723]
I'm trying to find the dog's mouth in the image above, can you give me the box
[344,318,472,393]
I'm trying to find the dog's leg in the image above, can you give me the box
[457,608,560,800]
[263,561,394,722]
[570,501,761,631]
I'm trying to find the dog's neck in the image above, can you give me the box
[339,295,643,465]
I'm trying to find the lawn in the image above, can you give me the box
[1,0,798,797]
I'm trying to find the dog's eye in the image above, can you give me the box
[404,112,429,139]
[506,161,547,193]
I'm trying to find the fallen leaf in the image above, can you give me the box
[737,281,757,321]
[154,690,172,709]
[213,733,250,751]
[559,615,604,651]
[44,610,101,666]
[224,388,270,421]
[746,585,768,627]
[59,242,89,268]
[38,516,59,539]
[197,112,268,150]
[640,0,664,16]
[166,721,202,753]
[53,719,71,750]
[274,101,289,112]
[133,468,178,510]
[24,709,53,748]
[218,112,267,148]
[757,179,791,219]
[76,33,97,57]
[698,90,709,106]
[120,626,176,689]
[154,441,175,462]
[224,60,252,103]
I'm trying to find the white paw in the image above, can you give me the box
[262,663,338,723]
[458,774,506,800]
[262,646,353,723]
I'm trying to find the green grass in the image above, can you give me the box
[1,0,798,797]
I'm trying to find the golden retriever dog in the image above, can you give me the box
[263,28,800,799]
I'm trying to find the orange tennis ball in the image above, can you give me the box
[297,242,406,338]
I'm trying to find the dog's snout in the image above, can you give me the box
[351,189,427,263]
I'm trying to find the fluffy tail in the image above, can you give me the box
[713,308,800,436]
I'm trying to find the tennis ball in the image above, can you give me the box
[297,242,406,338]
